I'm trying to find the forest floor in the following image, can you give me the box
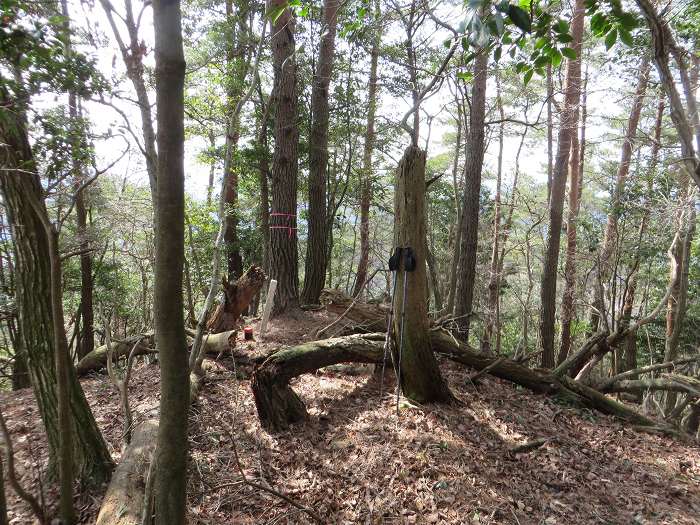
[3,310,700,524]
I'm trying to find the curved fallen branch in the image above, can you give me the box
[251,333,385,431]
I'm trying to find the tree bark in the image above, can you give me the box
[221,0,252,282]
[352,0,380,299]
[446,94,464,315]
[454,49,488,341]
[392,146,452,403]
[0,85,113,485]
[268,0,300,314]
[558,73,587,364]
[152,0,188,521]
[0,453,7,525]
[539,0,584,368]
[302,0,340,304]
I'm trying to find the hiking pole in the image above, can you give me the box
[396,246,416,416]
[379,247,402,400]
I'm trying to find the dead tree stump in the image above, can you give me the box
[207,266,266,333]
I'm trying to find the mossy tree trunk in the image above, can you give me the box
[392,146,452,404]
[0,84,113,486]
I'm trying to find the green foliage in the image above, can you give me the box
[1,0,107,98]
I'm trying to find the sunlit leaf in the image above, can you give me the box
[561,47,577,59]
[605,28,617,50]
[618,27,633,46]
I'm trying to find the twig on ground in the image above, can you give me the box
[509,438,548,455]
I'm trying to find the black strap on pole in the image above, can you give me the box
[395,246,415,415]
[379,247,403,399]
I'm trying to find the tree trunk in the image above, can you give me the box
[664,193,696,413]
[0,453,7,525]
[539,0,584,368]
[590,59,650,333]
[75,191,94,359]
[546,62,554,204]
[392,146,452,403]
[454,49,487,341]
[152,0,188,521]
[221,0,250,282]
[635,0,700,190]
[268,0,300,314]
[256,89,272,277]
[558,73,587,364]
[446,97,464,315]
[0,85,113,485]
[482,70,504,353]
[302,0,339,304]
[352,0,380,298]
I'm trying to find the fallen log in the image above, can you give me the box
[251,333,385,431]
[320,289,389,333]
[95,366,210,525]
[249,330,692,440]
[76,334,154,376]
[430,330,689,435]
[599,376,700,396]
[207,266,266,333]
[76,331,239,376]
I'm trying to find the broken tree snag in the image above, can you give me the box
[552,330,608,378]
[76,334,154,376]
[392,146,452,404]
[320,288,389,333]
[251,334,385,431]
[207,265,266,334]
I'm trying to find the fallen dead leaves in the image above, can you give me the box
[2,314,700,524]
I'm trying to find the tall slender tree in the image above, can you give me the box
[152,0,188,521]
[538,0,584,368]
[268,0,300,314]
[302,0,340,304]
[352,0,381,298]
[559,72,587,364]
[454,48,488,342]
[590,59,650,333]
